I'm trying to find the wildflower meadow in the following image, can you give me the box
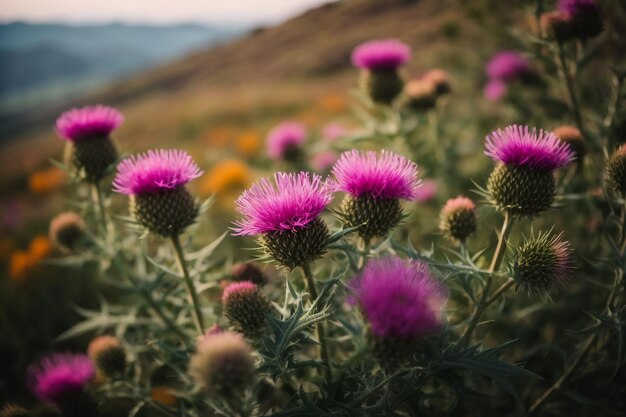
[1,0,625,416]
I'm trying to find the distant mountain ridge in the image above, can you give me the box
[0,22,247,112]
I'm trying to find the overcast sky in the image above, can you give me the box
[0,0,333,25]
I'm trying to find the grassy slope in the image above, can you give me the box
[0,0,515,187]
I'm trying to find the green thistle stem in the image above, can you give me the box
[171,235,205,335]
[556,43,587,146]
[358,237,371,269]
[460,211,515,346]
[302,263,333,390]
[91,182,107,235]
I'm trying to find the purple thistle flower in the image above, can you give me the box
[233,172,332,235]
[485,51,534,83]
[330,150,421,200]
[322,123,346,142]
[310,150,339,172]
[56,105,123,142]
[485,125,575,170]
[27,353,95,403]
[484,79,507,101]
[559,0,598,15]
[414,179,438,203]
[351,39,411,71]
[350,257,447,339]
[113,149,203,195]
[266,122,307,160]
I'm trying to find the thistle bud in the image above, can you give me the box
[439,197,477,243]
[231,262,268,286]
[488,164,557,217]
[341,195,403,239]
[540,11,575,43]
[222,281,271,336]
[512,231,574,296]
[422,69,452,96]
[606,145,626,195]
[352,39,410,105]
[359,70,405,105]
[262,217,330,269]
[113,150,202,237]
[56,106,122,183]
[188,331,255,397]
[49,212,87,253]
[553,125,585,161]
[403,79,438,112]
[87,336,126,378]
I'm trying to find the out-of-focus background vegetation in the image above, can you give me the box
[1,0,625,409]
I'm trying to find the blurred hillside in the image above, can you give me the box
[0,22,245,116]
[0,0,519,187]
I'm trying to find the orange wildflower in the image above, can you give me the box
[28,167,67,194]
[317,93,347,113]
[29,235,52,260]
[9,250,36,282]
[199,160,251,197]
[235,131,261,157]
[151,386,177,407]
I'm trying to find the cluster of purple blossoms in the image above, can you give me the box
[484,51,537,101]
[350,257,447,340]
[266,121,307,161]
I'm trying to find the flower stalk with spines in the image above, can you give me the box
[330,150,421,242]
[113,149,205,334]
[350,257,447,369]
[351,39,411,105]
[459,211,516,346]
[233,172,333,386]
[485,125,575,218]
